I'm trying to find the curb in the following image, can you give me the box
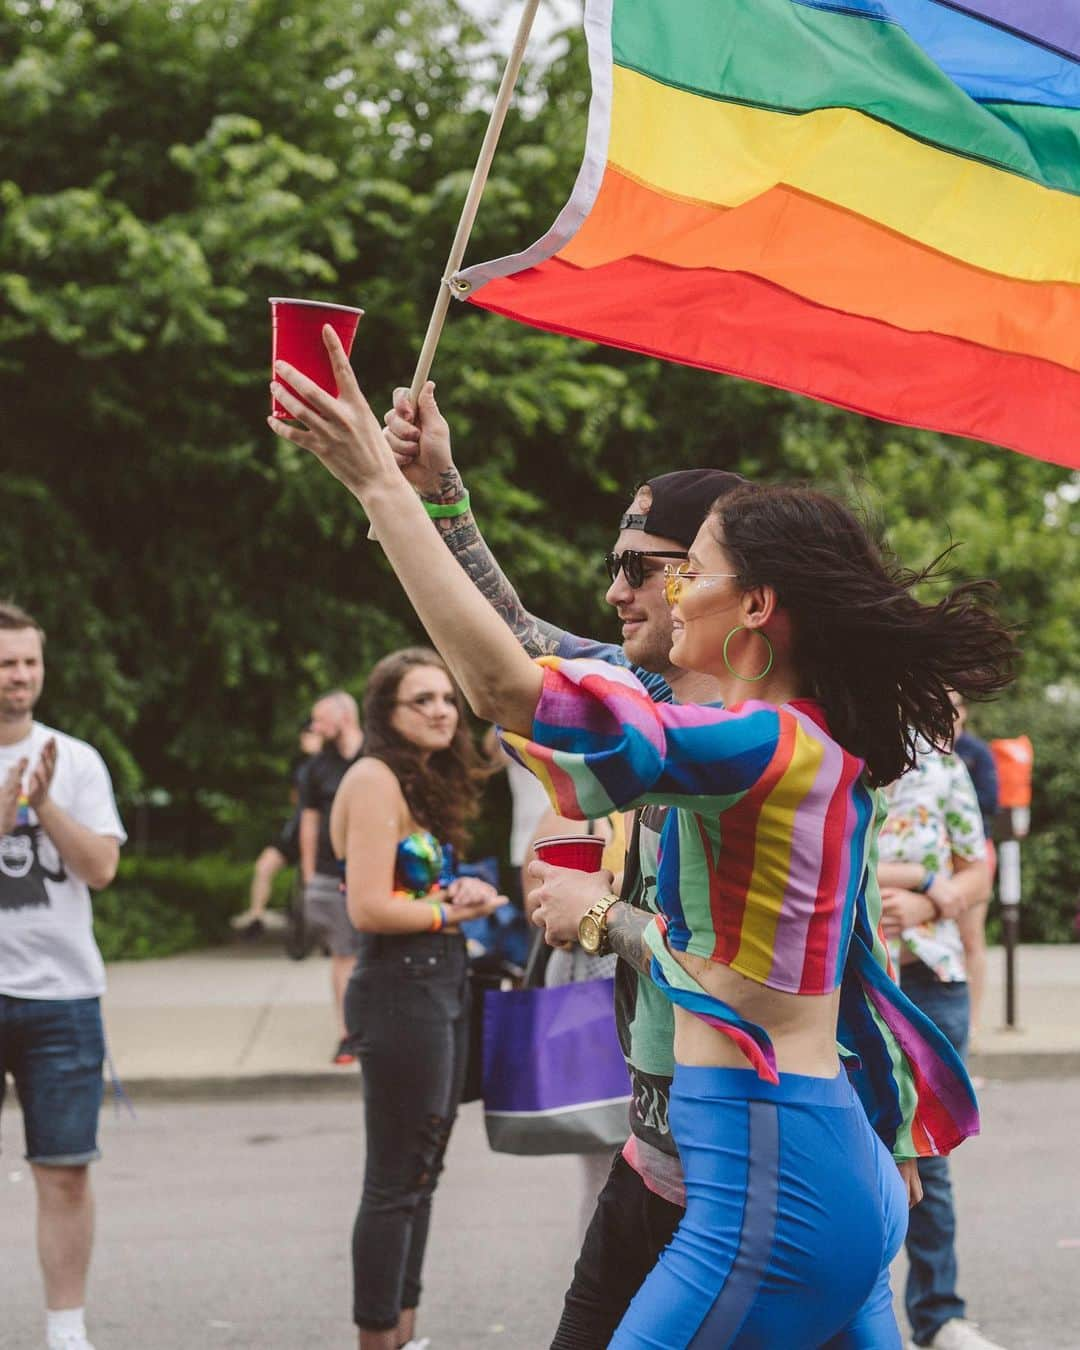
[114,1072,362,1104]
[105,1054,1080,1104]
[967,1050,1080,1082]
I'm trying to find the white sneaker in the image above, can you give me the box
[47,1336,95,1350]
[917,1318,1009,1350]
[400,1340,431,1349]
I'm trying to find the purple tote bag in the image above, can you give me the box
[481,976,632,1155]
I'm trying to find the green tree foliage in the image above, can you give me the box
[0,0,614,843]
[1,0,1076,929]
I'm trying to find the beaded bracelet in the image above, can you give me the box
[421,490,470,519]
[429,902,446,932]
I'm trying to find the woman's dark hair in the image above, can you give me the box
[711,485,1017,786]
[361,647,485,854]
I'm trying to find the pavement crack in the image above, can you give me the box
[234,969,288,1070]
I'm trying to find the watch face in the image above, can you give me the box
[579,915,601,953]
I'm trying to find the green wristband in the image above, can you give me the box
[421,490,470,519]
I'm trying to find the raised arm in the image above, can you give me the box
[269,332,543,733]
[383,384,568,657]
[502,657,784,822]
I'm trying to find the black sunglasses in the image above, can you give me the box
[603,549,687,589]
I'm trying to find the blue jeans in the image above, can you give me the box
[0,995,105,1164]
[900,965,971,1346]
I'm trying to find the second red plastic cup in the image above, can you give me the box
[269,297,364,419]
[532,834,606,872]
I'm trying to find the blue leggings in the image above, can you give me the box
[611,1065,908,1349]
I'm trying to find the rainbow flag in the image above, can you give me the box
[453,0,1080,467]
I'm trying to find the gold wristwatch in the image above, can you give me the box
[578,893,620,956]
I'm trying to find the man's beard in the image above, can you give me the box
[623,623,676,675]
[0,695,35,722]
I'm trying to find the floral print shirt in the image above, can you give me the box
[878,749,986,982]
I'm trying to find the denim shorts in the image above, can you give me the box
[0,994,105,1165]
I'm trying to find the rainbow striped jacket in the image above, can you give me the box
[503,656,979,1157]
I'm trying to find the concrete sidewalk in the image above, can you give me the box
[103,942,355,1098]
[101,941,1080,1097]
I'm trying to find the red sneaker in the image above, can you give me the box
[333,1037,357,1066]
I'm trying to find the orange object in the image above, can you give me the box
[990,736,1034,809]
[561,170,1080,374]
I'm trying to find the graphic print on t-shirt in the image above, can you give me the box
[0,723,127,1001]
[616,801,677,1154]
[0,820,67,910]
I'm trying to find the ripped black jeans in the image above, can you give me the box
[346,930,470,1331]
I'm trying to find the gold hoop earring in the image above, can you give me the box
[722,626,774,682]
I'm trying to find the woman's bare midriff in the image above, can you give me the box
[671,949,843,1078]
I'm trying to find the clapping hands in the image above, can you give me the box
[1,759,27,835]
[0,738,54,834]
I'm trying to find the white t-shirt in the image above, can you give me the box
[506,756,551,867]
[0,721,126,1000]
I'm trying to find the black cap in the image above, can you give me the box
[619,469,748,548]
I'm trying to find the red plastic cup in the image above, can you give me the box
[532,834,606,872]
[269,297,364,418]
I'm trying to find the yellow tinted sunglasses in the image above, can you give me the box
[663,562,739,607]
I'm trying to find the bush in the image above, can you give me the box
[92,777,515,962]
[93,887,201,962]
[93,852,294,961]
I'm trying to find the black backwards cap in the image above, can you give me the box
[619,469,748,549]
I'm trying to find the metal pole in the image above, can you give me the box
[998,837,1022,1029]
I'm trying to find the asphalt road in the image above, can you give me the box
[2,1076,1078,1349]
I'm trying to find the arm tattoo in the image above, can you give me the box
[605,902,654,975]
[424,468,566,658]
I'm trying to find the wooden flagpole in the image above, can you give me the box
[368,0,542,540]
[407,0,543,404]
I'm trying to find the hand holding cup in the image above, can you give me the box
[268,298,363,419]
[269,326,398,501]
[528,834,613,947]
